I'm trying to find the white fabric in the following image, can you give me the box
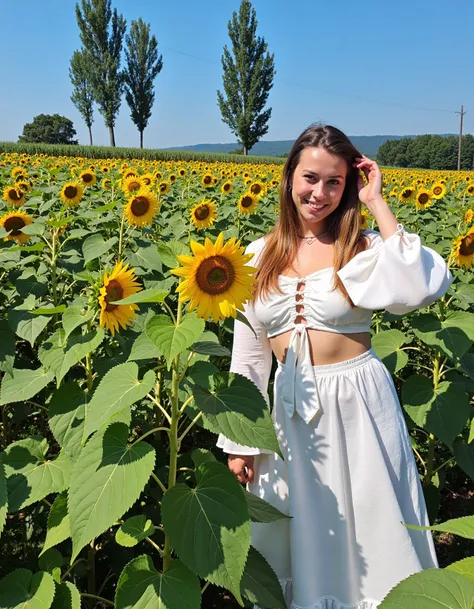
[251,350,438,609]
[215,225,452,606]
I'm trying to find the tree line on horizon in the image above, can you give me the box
[17,0,275,154]
[376,134,474,170]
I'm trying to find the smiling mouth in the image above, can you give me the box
[304,200,327,210]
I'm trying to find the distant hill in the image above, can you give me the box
[165,135,457,159]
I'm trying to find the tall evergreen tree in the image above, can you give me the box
[69,50,95,146]
[217,0,275,155]
[75,0,126,147]
[124,18,163,149]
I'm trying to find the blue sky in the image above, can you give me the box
[1,0,473,149]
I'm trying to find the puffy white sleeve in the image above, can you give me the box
[216,238,274,456]
[336,224,453,315]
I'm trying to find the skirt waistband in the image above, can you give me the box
[277,347,379,377]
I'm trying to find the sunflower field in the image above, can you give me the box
[0,151,474,609]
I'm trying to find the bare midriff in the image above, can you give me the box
[270,329,371,366]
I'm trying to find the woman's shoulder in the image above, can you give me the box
[244,235,269,254]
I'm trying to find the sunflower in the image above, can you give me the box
[11,167,26,179]
[60,181,84,206]
[360,209,370,229]
[16,180,31,193]
[178,168,186,177]
[122,175,143,195]
[201,174,214,188]
[123,170,138,180]
[450,228,474,269]
[98,262,142,335]
[399,187,415,203]
[238,192,258,214]
[79,170,97,187]
[101,178,112,190]
[466,185,474,196]
[124,188,159,226]
[431,183,446,200]
[158,181,170,195]
[415,189,433,210]
[221,180,233,195]
[169,174,177,183]
[190,199,217,230]
[0,210,33,245]
[171,232,257,322]
[141,173,156,187]
[249,181,266,197]
[464,209,474,224]
[2,185,25,207]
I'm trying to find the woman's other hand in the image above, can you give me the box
[354,155,384,208]
[228,454,255,484]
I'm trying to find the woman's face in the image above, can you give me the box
[290,146,348,229]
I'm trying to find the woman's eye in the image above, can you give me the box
[328,179,340,185]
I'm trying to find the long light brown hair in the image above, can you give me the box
[255,124,369,307]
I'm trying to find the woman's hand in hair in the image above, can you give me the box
[228,454,255,484]
[354,155,385,209]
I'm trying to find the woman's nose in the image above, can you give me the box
[312,181,325,199]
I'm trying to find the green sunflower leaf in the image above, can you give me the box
[0,459,7,539]
[193,372,281,456]
[115,515,155,547]
[115,556,201,609]
[41,493,71,556]
[48,383,87,461]
[50,581,81,609]
[82,233,118,264]
[9,296,51,346]
[411,311,474,359]
[61,305,93,340]
[83,362,155,440]
[371,329,410,373]
[146,312,205,369]
[0,569,56,609]
[111,287,168,305]
[0,367,54,406]
[161,461,250,604]
[244,490,290,523]
[241,546,287,609]
[401,375,470,449]
[378,567,474,609]
[446,557,474,583]
[69,422,155,562]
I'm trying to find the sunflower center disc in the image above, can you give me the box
[251,185,261,195]
[9,189,21,201]
[433,187,442,195]
[196,256,235,295]
[195,206,210,220]
[83,174,93,183]
[204,176,212,184]
[129,181,141,191]
[418,193,429,205]
[4,216,26,235]
[131,196,150,217]
[105,280,124,311]
[241,196,253,208]
[65,186,77,198]
[460,233,474,256]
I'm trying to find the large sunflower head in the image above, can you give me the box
[431,183,446,200]
[60,181,84,206]
[79,170,97,187]
[124,188,159,226]
[415,189,433,210]
[238,192,258,214]
[171,233,257,322]
[0,210,33,245]
[190,199,217,230]
[399,187,415,203]
[201,174,214,188]
[98,262,142,335]
[221,181,233,195]
[3,185,25,207]
[249,181,266,197]
[450,228,474,269]
[122,174,144,195]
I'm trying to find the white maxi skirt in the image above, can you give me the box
[248,348,437,609]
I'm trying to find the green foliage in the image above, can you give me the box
[18,114,78,145]
[217,0,276,154]
[124,18,163,148]
[0,141,284,164]
[75,0,127,146]
[377,134,474,170]
[0,569,56,609]
[69,49,95,145]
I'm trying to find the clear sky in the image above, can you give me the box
[1,0,473,149]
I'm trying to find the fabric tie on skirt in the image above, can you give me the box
[280,324,323,424]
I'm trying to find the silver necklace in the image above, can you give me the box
[298,230,328,245]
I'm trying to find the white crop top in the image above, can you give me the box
[217,224,453,455]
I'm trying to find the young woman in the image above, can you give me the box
[216,124,453,609]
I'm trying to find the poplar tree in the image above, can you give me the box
[217,0,275,155]
[69,50,95,146]
[75,0,126,147]
[124,18,163,149]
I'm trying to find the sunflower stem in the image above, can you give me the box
[163,295,183,573]
[423,353,441,486]
[178,411,202,444]
[117,211,126,262]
